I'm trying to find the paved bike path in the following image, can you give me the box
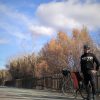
[0,87,100,100]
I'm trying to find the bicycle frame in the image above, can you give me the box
[62,70,88,99]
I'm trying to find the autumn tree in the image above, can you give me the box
[40,32,72,74]
[39,27,97,75]
[6,27,99,78]
[6,53,36,79]
[35,55,48,77]
[0,70,11,85]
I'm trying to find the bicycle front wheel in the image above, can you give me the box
[78,82,88,99]
[62,79,75,97]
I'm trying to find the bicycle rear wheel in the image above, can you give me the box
[62,79,75,97]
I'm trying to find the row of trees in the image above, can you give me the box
[0,70,11,85]
[2,27,100,81]
[6,54,36,79]
[40,27,99,75]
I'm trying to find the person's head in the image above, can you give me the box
[83,44,90,53]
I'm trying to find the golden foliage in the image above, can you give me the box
[6,27,99,78]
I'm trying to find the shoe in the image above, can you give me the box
[87,96,91,100]
[87,94,91,100]
[87,98,91,100]
[93,95,96,100]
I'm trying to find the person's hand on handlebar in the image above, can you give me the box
[91,70,97,75]
[80,72,84,79]
[91,70,97,73]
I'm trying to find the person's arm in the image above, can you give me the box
[93,54,100,71]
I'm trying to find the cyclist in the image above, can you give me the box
[80,44,100,100]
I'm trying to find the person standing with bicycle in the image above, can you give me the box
[80,44,100,100]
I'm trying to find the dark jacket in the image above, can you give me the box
[80,52,99,73]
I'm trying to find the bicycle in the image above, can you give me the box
[62,69,75,97]
[61,69,92,99]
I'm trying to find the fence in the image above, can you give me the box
[4,73,100,91]
[36,74,63,90]
[4,78,36,88]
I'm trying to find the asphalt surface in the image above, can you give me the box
[0,86,100,100]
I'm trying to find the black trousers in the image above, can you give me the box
[83,71,96,95]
